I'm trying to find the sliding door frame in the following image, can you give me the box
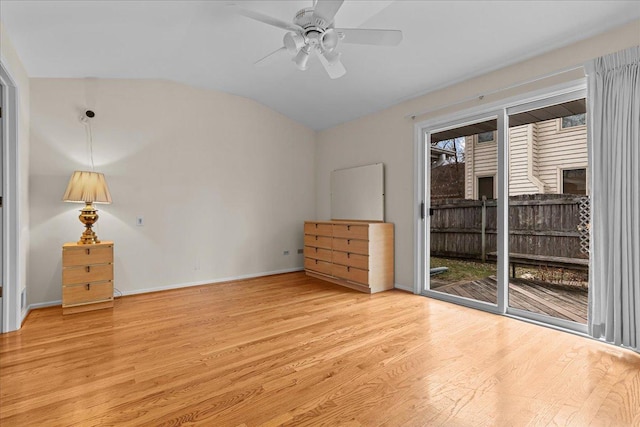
[415,110,505,315]
[504,88,589,334]
[414,78,589,332]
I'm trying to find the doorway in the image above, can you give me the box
[417,111,506,315]
[505,93,589,328]
[415,82,589,333]
[0,60,21,333]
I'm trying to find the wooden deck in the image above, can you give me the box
[431,276,588,323]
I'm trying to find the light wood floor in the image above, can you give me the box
[1,272,638,426]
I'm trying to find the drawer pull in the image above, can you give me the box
[315,236,318,240]
[86,249,91,255]
[347,266,350,272]
[347,253,351,258]
[86,266,91,273]
[347,225,351,230]
[315,260,318,264]
[347,239,351,244]
[86,284,91,290]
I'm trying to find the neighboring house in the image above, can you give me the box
[464,114,588,199]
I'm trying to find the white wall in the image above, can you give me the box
[29,78,316,305]
[0,23,30,325]
[316,20,640,290]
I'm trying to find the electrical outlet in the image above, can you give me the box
[297,248,303,254]
[283,250,290,255]
[136,216,144,226]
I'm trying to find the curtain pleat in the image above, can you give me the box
[587,45,640,352]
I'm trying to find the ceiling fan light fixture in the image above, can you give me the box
[234,1,403,79]
[321,29,339,52]
[293,46,311,70]
[283,32,305,54]
[322,49,341,66]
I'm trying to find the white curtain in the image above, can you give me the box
[587,46,640,352]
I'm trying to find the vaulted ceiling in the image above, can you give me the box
[2,0,639,130]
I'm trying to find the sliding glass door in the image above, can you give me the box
[421,113,504,312]
[506,92,589,329]
[416,83,588,333]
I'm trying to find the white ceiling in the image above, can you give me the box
[1,0,639,130]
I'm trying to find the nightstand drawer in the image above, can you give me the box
[63,245,113,267]
[63,281,113,305]
[63,264,113,285]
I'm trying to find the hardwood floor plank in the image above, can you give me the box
[1,272,638,426]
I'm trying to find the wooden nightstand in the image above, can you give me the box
[62,241,114,315]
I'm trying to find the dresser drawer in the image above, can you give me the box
[63,245,113,267]
[304,258,332,276]
[304,222,333,237]
[304,246,332,262]
[332,224,369,240]
[332,251,369,270]
[63,281,113,305]
[332,238,369,255]
[63,264,113,285]
[304,234,332,249]
[332,264,369,285]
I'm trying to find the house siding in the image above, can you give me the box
[536,119,588,194]
[464,118,587,198]
[465,134,497,199]
[508,124,541,195]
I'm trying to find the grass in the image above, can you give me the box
[430,257,496,281]
[430,256,588,289]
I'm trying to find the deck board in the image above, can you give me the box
[431,276,588,323]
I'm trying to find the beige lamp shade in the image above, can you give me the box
[62,171,112,204]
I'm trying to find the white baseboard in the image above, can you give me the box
[24,300,62,321]
[23,268,305,315]
[119,267,304,297]
[393,282,414,293]
[28,300,62,309]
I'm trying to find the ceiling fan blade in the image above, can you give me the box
[334,28,403,46]
[254,46,289,67]
[316,49,346,79]
[312,0,344,26]
[231,5,302,32]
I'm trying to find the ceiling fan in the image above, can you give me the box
[231,0,403,79]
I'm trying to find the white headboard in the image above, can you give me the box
[330,163,384,221]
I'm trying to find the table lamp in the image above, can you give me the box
[63,170,112,244]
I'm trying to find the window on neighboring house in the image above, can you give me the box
[478,176,494,200]
[562,168,587,195]
[477,131,494,143]
[561,113,586,129]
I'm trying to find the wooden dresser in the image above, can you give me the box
[62,241,114,315]
[304,221,394,293]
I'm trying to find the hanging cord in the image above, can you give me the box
[83,119,96,172]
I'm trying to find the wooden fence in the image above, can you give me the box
[430,194,589,261]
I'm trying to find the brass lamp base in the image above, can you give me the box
[78,202,101,244]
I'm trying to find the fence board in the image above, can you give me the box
[430,194,588,260]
